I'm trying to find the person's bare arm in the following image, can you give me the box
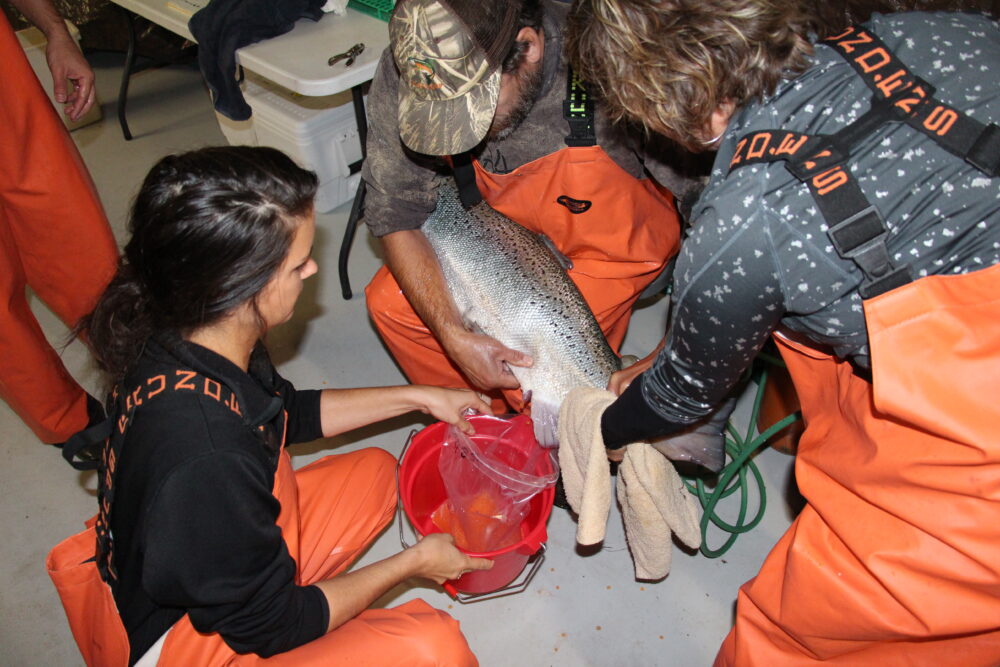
[314,533,491,632]
[10,0,95,120]
[381,229,532,390]
[317,384,489,437]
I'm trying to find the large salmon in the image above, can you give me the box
[421,181,619,448]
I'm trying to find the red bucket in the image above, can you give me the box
[398,414,555,598]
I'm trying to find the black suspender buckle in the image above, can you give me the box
[827,205,886,258]
[965,122,1000,177]
[563,101,596,147]
[858,264,912,299]
[828,205,912,298]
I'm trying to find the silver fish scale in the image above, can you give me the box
[421,182,620,446]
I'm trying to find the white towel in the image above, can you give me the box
[558,387,701,579]
[321,0,348,14]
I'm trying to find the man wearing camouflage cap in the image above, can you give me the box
[362,0,690,412]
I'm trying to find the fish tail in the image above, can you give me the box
[529,396,561,449]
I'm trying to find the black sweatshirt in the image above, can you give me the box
[108,335,327,664]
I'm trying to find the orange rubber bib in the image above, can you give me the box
[717,263,1000,664]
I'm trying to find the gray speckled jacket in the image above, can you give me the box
[643,11,1000,424]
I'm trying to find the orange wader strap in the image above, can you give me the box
[729,25,1000,302]
[825,24,1000,174]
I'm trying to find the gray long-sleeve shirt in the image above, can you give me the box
[609,12,1000,438]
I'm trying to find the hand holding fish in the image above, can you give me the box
[421,182,621,447]
[608,338,667,396]
[444,329,534,391]
[411,385,492,434]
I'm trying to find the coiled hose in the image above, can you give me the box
[682,361,800,558]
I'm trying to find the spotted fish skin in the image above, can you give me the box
[421,181,620,447]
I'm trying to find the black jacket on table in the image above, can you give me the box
[108,334,327,664]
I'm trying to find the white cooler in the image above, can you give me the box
[215,74,365,213]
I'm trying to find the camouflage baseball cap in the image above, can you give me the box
[390,0,522,155]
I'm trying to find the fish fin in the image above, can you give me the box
[648,396,738,473]
[536,233,573,271]
[528,395,560,449]
[650,427,725,472]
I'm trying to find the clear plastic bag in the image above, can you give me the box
[432,415,558,553]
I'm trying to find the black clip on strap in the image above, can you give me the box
[827,206,912,299]
[452,151,483,209]
[966,122,1000,176]
[62,416,114,471]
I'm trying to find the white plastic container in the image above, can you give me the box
[17,21,103,131]
[214,111,257,147]
[216,74,365,212]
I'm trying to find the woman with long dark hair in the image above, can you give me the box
[49,145,491,666]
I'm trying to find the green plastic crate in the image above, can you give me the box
[348,0,395,22]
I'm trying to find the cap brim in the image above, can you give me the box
[397,67,500,156]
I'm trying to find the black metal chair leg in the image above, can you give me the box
[350,84,368,151]
[116,7,137,141]
[339,83,369,299]
[339,180,366,299]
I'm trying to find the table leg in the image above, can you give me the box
[116,6,137,141]
[338,83,369,300]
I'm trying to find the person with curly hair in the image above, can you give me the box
[566,1,1000,664]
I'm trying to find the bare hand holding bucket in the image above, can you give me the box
[410,533,494,584]
[313,532,491,631]
[412,386,492,435]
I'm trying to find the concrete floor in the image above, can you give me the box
[0,52,799,666]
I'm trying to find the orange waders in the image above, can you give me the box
[366,144,680,410]
[49,378,476,665]
[0,14,118,444]
[155,449,477,666]
[716,263,1000,665]
[716,24,1000,665]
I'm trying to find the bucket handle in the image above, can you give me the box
[448,544,546,604]
[396,428,419,550]
[399,511,547,603]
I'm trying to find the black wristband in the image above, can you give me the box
[600,378,686,449]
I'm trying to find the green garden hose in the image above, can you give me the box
[682,366,800,558]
